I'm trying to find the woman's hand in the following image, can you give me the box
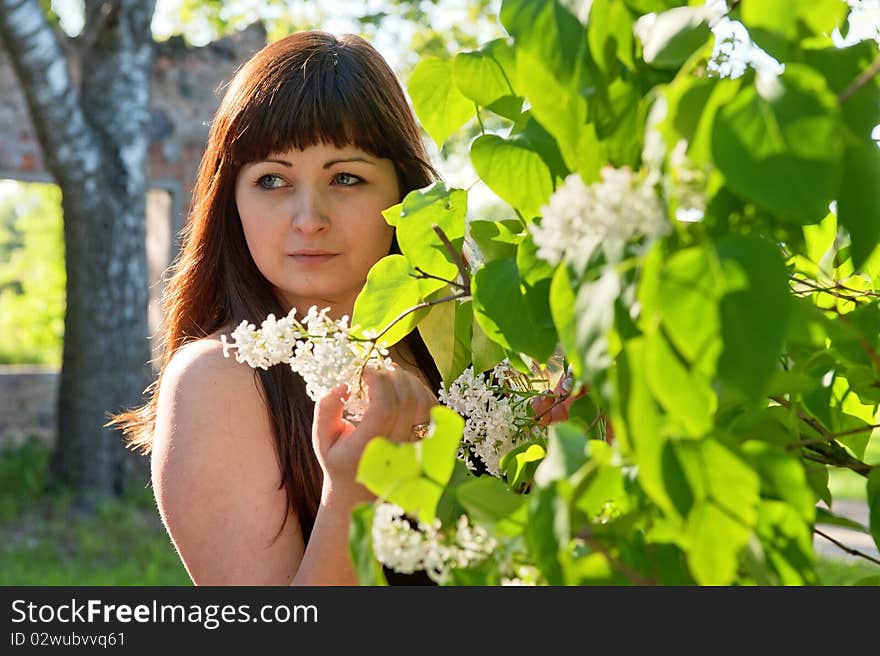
[311,365,437,509]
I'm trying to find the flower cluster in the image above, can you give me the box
[371,503,497,584]
[529,167,668,271]
[221,306,393,420]
[438,360,547,478]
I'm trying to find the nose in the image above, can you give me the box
[290,187,328,235]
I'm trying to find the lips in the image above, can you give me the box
[289,250,337,265]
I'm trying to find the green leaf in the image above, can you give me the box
[500,0,588,85]
[686,500,751,585]
[525,484,568,585]
[711,64,842,224]
[471,314,506,374]
[408,57,475,148]
[356,406,463,524]
[868,467,880,553]
[515,49,605,182]
[638,243,723,378]
[470,134,554,219]
[673,438,761,527]
[352,255,425,346]
[454,39,522,121]
[740,0,798,60]
[456,476,528,525]
[534,421,588,487]
[741,441,816,522]
[741,0,849,61]
[588,0,636,73]
[472,258,558,361]
[550,263,582,380]
[500,441,546,491]
[643,326,715,437]
[804,41,879,140]
[837,143,880,270]
[635,5,712,69]
[398,182,468,296]
[417,294,472,387]
[815,506,869,533]
[756,499,817,585]
[349,503,388,585]
[571,268,621,380]
[716,235,792,403]
[467,218,522,263]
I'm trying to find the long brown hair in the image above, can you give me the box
[112,31,441,541]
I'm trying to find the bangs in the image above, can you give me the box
[227,40,395,166]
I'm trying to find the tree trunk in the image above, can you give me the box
[0,0,156,508]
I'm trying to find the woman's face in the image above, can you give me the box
[235,143,399,319]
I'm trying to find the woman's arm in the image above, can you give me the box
[152,338,305,584]
[152,340,436,585]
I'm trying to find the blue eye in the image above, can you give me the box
[257,174,285,190]
[334,172,362,186]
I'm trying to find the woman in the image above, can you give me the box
[113,31,442,585]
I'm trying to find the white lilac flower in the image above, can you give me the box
[438,360,546,478]
[529,167,668,271]
[501,564,541,586]
[371,503,497,584]
[221,305,393,420]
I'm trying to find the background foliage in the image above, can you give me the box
[0,183,64,366]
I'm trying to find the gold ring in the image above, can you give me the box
[411,422,430,440]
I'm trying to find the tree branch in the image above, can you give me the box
[0,0,100,188]
[814,528,880,566]
[432,224,471,289]
[411,267,468,291]
[772,396,874,477]
[839,52,880,104]
[373,290,471,342]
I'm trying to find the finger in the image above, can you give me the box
[312,383,350,457]
[531,394,554,427]
[351,368,398,449]
[386,370,420,443]
[412,381,437,438]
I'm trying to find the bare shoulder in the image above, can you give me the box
[153,331,273,468]
[161,333,260,400]
[153,332,272,463]
[152,334,303,584]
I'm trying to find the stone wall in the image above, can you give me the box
[0,366,58,449]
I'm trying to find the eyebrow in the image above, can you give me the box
[257,156,377,168]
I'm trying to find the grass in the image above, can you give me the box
[0,436,877,586]
[0,436,191,586]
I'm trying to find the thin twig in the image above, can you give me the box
[830,423,880,440]
[839,53,880,103]
[411,267,468,291]
[814,528,880,566]
[772,396,873,477]
[373,290,471,342]
[790,276,875,303]
[771,396,830,439]
[432,224,471,289]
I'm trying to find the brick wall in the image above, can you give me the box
[0,22,268,218]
